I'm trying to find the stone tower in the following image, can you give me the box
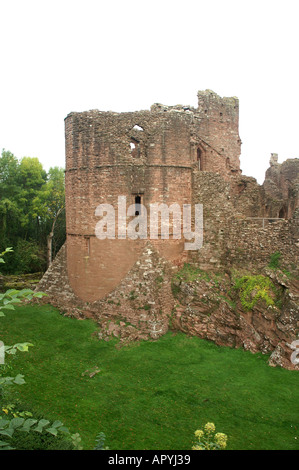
[64,90,241,302]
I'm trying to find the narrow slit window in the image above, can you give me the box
[135,195,141,216]
[197,148,203,170]
[85,236,90,256]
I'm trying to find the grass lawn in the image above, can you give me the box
[0,303,298,450]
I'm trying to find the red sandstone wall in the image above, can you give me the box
[65,110,194,301]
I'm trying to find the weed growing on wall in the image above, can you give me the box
[233,274,280,310]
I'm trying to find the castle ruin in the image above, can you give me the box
[38,90,299,369]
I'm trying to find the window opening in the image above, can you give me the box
[279,205,288,219]
[197,148,203,170]
[130,138,139,158]
[135,195,141,216]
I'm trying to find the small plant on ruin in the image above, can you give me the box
[233,274,278,310]
[192,422,227,450]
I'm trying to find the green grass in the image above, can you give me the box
[1,304,299,450]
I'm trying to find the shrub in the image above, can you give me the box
[0,240,46,274]
[9,425,76,450]
[14,239,46,274]
[0,406,81,450]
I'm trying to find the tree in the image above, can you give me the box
[0,150,20,199]
[0,151,21,248]
[0,150,66,273]
[16,156,47,239]
[32,166,65,267]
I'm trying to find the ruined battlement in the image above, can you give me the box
[65,89,241,175]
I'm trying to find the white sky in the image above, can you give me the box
[0,0,298,184]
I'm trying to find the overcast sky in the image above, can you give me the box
[0,0,298,184]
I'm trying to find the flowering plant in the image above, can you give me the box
[192,422,227,450]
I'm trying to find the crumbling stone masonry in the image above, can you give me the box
[37,90,299,368]
[263,156,299,219]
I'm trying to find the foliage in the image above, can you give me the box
[93,432,109,450]
[0,248,40,392]
[0,410,80,450]
[6,240,45,274]
[192,422,228,450]
[233,274,279,310]
[0,286,45,318]
[0,248,46,317]
[0,396,83,451]
[268,252,282,270]
[0,149,65,274]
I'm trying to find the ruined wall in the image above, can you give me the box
[36,242,178,346]
[190,171,299,272]
[263,156,299,218]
